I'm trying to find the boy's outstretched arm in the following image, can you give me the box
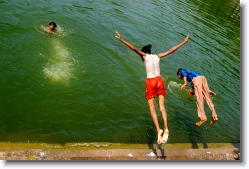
[157,35,189,58]
[115,30,146,60]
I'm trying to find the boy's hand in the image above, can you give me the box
[181,84,186,90]
[115,30,121,40]
[183,35,189,43]
[188,88,195,95]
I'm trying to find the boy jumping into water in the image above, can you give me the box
[177,68,218,126]
[115,30,189,144]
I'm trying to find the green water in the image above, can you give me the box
[0,0,240,146]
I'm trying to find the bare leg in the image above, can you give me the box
[158,95,169,143]
[148,98,162,144]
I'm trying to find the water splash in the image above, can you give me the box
[43,38,76,84]
[167,81,191,101]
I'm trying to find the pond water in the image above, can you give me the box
[0,0,240,145]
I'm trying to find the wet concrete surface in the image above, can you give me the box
[0,142,240,161]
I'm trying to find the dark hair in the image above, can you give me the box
[141,44,152,54]
[49,22,57,29]
[177,68,182,76]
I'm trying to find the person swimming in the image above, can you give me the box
[41,21,57,33]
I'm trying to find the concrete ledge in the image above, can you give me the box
[0,142,240,161]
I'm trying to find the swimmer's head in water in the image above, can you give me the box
[49,22,57,30]
[141,44,152,54]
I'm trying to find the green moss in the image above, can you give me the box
[27,156,35,160]
[0,142,239,152]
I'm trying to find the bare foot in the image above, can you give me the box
[157,129,163,144]
[209,90,216,96]
[210,116,218,125]
[162,129,169,144]
[196,119,207,126]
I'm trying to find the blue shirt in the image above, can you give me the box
[179,69,202,86]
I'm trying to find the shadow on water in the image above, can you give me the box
[145,120,166,159]
[175,110,208,149]
[146,110,209,159]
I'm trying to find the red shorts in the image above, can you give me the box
[145,76,166,100]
